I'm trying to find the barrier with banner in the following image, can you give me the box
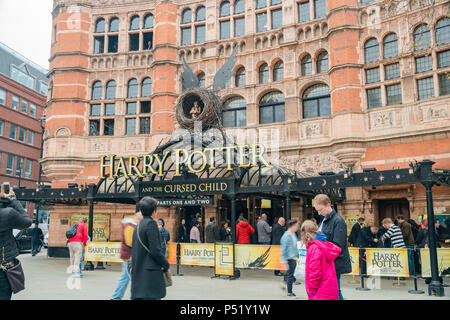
[366,248,409,277]
[214,242,235,276]
[179,243,215,266]
[235,244,287,271]
[347,247,360,276]
[420,248,450,278]
[84,241,122,263]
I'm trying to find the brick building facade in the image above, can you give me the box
[44,0,450,250]
[0,42,48,218]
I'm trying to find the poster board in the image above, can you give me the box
[420,248,450,278]
[70,214,111,241]
[84,241,122,263]
[347,247,360,276]
[214,242,234,276]
[366,248,409,277]
[235,244,287,271]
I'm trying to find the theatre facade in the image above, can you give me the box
[42,0,450,253]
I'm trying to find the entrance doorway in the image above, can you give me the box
[378,198,410,225]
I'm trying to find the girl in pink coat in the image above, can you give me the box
[301,220,342,300]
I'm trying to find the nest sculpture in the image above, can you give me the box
[175,87,223,130]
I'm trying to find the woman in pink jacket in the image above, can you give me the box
[300,220,342,300]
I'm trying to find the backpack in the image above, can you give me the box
[66,223,79,239]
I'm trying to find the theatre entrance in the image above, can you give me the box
[378,198,410,225]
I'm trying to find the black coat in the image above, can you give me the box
[348,222,361,245]
[205,223,220,243]
[377,226,391,248]
[416,228,441,248]
[0,198,32,262]
[177,225,188,243]
[319,210,352,275]
[131,217,170,300]
[354,226,377,248]
[270,223,285,245]
[219,226,231,241]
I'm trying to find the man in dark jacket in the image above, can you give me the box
[205,217,220,243]
[348,217,365,246]
[0,189,32,300]
[30,223,43,256]
[314,194,351,301]
[177,218,189,243]
[131,197,170,300]
[354,226,378,277]
[271,217,285,276]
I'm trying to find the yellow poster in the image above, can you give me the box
[345,215,362,236]
[84,241,122,263]
[235,244,287,271]
[347,247,360,275]
[70,214,111,241]
[180,243,215,266]
[366,248,409,277]
[215,243,234,276]
[167,242,177,265]
[420,248,450,278]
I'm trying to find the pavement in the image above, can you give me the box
[12,249,450,300]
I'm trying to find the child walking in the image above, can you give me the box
[301,220,341,300]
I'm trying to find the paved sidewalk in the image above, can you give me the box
[12,249,450,300]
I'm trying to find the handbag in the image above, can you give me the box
[294,242,307,281]
[136,223,172,287]
[1,247,25,294]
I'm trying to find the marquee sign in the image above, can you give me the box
[140,179,233,196]
[99,144,271,180]
[156,197,214,207]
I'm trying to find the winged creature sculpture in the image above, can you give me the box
[181,45,238,92]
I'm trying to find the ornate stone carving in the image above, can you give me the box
[279,153,345,175]
[89,142,106,153]
[55,127,71,137]
[333,148,366,168]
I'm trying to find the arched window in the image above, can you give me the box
[223,96,246,127]
[220,1,231,17]
[435,18,450,46]
[383,33,398,58]
[91,81,102,100]
[235,67,246,87]
[301,55,312,76]
[234,0,245,14]
[302,83,331,119]
[259,63,269,83]
[105,80,116,99]
[316,51,328,73]
[109,18,119,32]
[364,38,379,63]
[197,72,205,88]
[259,91,285,124]
[273,60,284,81]
[130,15,140,30]
[127,79,138,98]
[196,6,206,21]
[413,24,430,51]
[182,8,192,24]
[144,14,154,29]
[141,78,152,97]
[95,18,105,33]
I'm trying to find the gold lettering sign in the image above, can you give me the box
[99,144,272,180]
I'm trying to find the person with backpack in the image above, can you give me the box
[66,217,88,278]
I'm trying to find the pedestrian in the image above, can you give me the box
[219,220,232,242]
[0,188,32,300]
[131,197,171,300]
[396,215,415,275]
[415,218,442,284]
[205,217,220,243]
[257,213,272,245]
[348,217,365,247]
[236,217,255,244]
[190,221,201,243]
[407,218,420,240]
[111,212,143,300]
[67,217,88,278]
[377,225,391,248]
[251,216,261,244]
[280,219,300,298]
[157,219,170,257]
[301,219,341,300]
[30,223,43,256]
[271,217,285,276]
[381,218,406,248]
[177,218,189,243]
[313,194,351,300]
[354,226,379,277]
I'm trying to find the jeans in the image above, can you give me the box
[79,249,85,273]
[111,261,131,300]
[31,241,40,254]
[405,245,414,276]
[286,259,296,294]
[337,273,343,300]
[0,270,12,300]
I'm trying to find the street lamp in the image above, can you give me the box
[33,114,46,224]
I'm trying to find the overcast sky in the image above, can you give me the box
[0,0,53,69]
